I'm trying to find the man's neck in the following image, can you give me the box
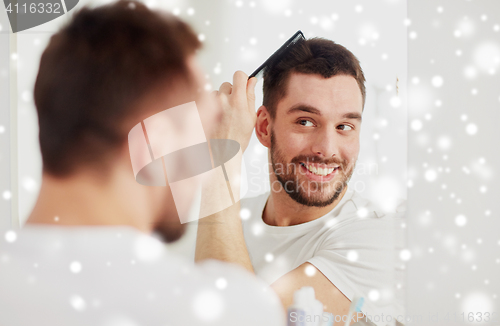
[27,170,152,232]
[263,183,348,227]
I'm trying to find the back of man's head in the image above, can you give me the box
[34,0,201,177]
[262,38,366,118]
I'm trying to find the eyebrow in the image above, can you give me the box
[287,104,321,115]
[287,104,362,122]
[342,112,362,122]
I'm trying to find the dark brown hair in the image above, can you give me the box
[263,38,366,118]
[34,0,201,176]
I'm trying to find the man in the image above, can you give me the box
[196,38,403,325]
[0,1,284,325]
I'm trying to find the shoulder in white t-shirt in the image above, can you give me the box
[240,186,405,326]
[0,225,285,326]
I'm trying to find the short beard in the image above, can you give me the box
[152,196,187,243]
[153,217,186,243]
[270,130,353,207]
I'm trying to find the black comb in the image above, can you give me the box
[248,30,305,80]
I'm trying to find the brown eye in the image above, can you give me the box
[338,124,353,131]
[298,119,314,127]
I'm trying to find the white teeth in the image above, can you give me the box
[306,164,336,176]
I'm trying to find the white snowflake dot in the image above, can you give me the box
[5,230,17,243]
[305,265,316,276]
[437,136,451,150]
[252,223,263,236]
[464,66,477,79]
[215,277,227,289]
[239,208,251,220]
[69,261,82,274]
[357,207,368,218]
[368,289,380,302]
[2,190,11,200]
[134,234,164,262]
[347,250,359,262]
[425,169,437,182]
[431,75,444,88]
[466,123,478,135]
[22,176,37,192]
[399,249,412,261]
[455,215,467,227]
[21,90,32,102]
[411,119,422,131]
[70,295,86,311]
[390,96,401,108]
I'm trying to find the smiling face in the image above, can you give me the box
[267,73,363,207]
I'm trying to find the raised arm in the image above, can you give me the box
[194,71,257,273]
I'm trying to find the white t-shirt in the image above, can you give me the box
[241,186,405,326]
[0,225,285,326]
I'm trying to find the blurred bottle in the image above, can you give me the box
[287,286,330,326]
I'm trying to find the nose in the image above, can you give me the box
[311,125,339,158]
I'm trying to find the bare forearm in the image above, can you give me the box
[195,71,257,273]
[195,202,254,273]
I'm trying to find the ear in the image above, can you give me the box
[255,105,271,148]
